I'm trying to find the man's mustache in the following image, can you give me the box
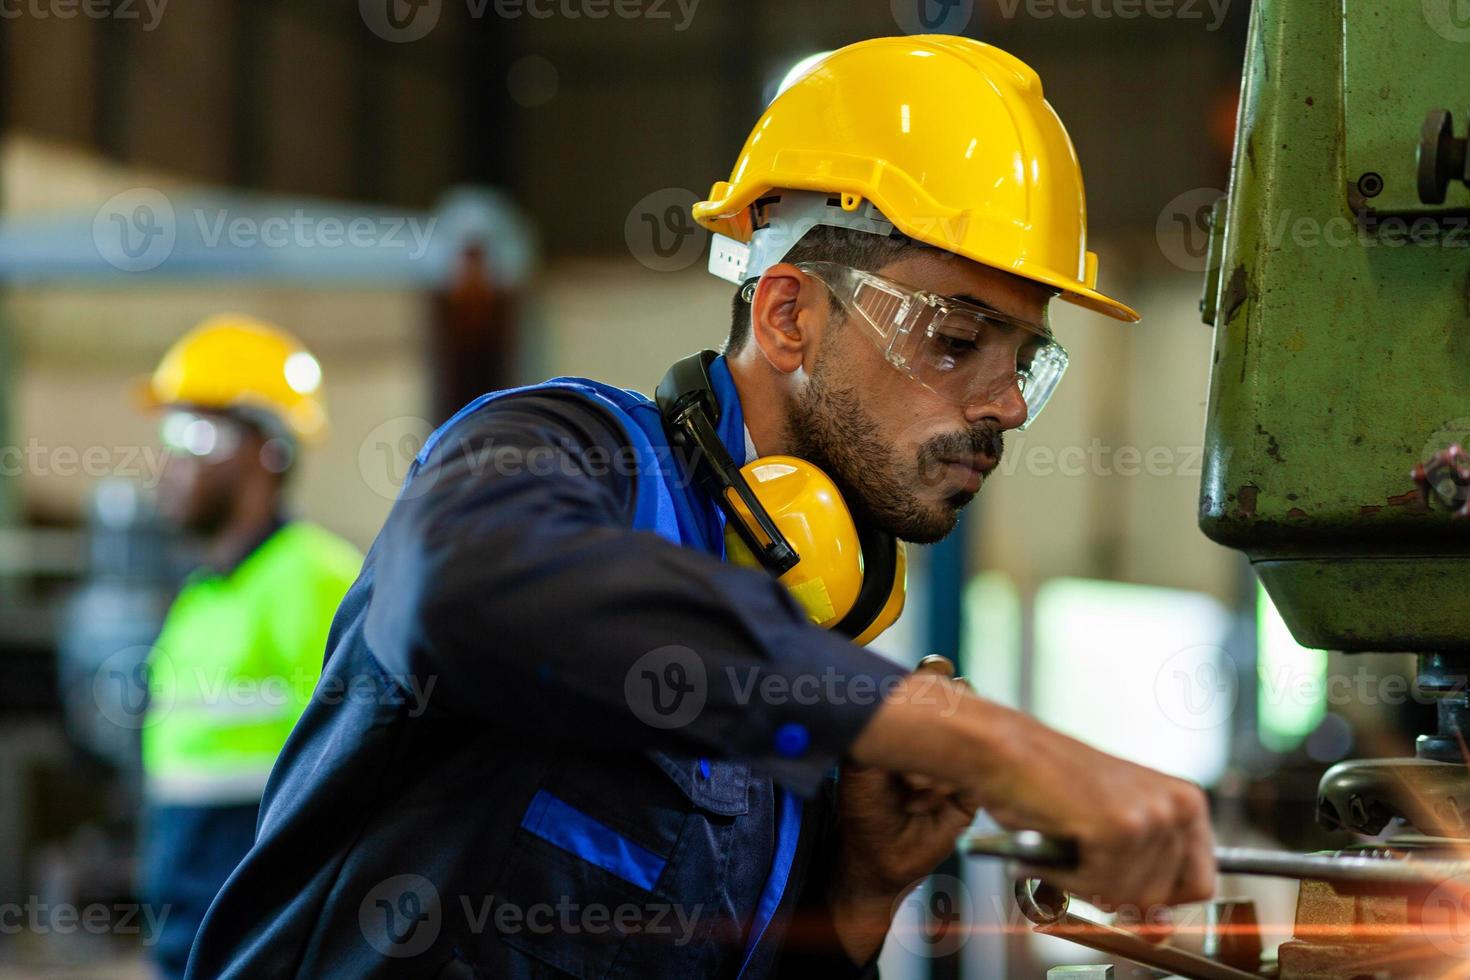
[919,424,1005,468]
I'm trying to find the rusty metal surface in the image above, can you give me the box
[1276,877,1464,979]
[1197,0,1470,652]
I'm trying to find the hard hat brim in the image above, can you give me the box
[1013,263,1141,324]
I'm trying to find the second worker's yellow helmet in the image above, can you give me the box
[693,35,1138,322]
[140,314,328,442]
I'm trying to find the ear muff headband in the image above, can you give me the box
[832,520,900,638]
[656,351,798,575]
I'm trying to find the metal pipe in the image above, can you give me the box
[1014,881,1261,980]
[963,831,1470,889]
[1213,846,1470,888]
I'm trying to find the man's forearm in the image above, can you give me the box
[848,671,1015,792]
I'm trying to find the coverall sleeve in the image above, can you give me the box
[363,390,907,794]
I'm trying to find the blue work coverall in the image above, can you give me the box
[184,354,906,977]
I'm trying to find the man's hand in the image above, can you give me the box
[848,670,1216,916]
[827,658,977,964]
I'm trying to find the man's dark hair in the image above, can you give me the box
[724,225,937,354]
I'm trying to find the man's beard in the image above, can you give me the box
[783,347,1005,545]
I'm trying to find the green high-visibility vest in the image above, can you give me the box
[142,521,362,805]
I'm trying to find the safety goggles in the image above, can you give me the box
[160,410,244,461]
[796,261,1068,429]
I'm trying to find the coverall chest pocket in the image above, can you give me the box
[488,752,748,978]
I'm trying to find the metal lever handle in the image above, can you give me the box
[963,830,1470,889]
[1014,880,1262,980]
[1418,108,1470,205]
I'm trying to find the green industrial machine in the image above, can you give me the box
[978,3,1470,978]
[1199,0,1470,652]
[1196,0,1470,975]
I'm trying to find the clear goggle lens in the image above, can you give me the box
[160,411,242,460]
[798,262,1068,429]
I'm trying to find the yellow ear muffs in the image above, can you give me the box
[656,350,906,644]
[723,455,906,642]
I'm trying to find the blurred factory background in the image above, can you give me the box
[0,1,1429,977]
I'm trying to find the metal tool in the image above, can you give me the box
[1014,879,1261,980]
[962,830,1470,890]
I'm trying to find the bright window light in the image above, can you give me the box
[1033,578,1233,787]
[1256,583,1328,753]
[961,572,1022,709]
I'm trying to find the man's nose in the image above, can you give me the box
[963,379,1028,431]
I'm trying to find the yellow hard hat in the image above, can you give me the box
[693,35,1138,323]
[141,314,327,441]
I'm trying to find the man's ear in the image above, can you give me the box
[749,263,825,376]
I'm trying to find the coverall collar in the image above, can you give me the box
[706,353,752,467]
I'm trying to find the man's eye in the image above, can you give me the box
[934,329,981,355]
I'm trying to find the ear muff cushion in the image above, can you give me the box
[831,523,899,640]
